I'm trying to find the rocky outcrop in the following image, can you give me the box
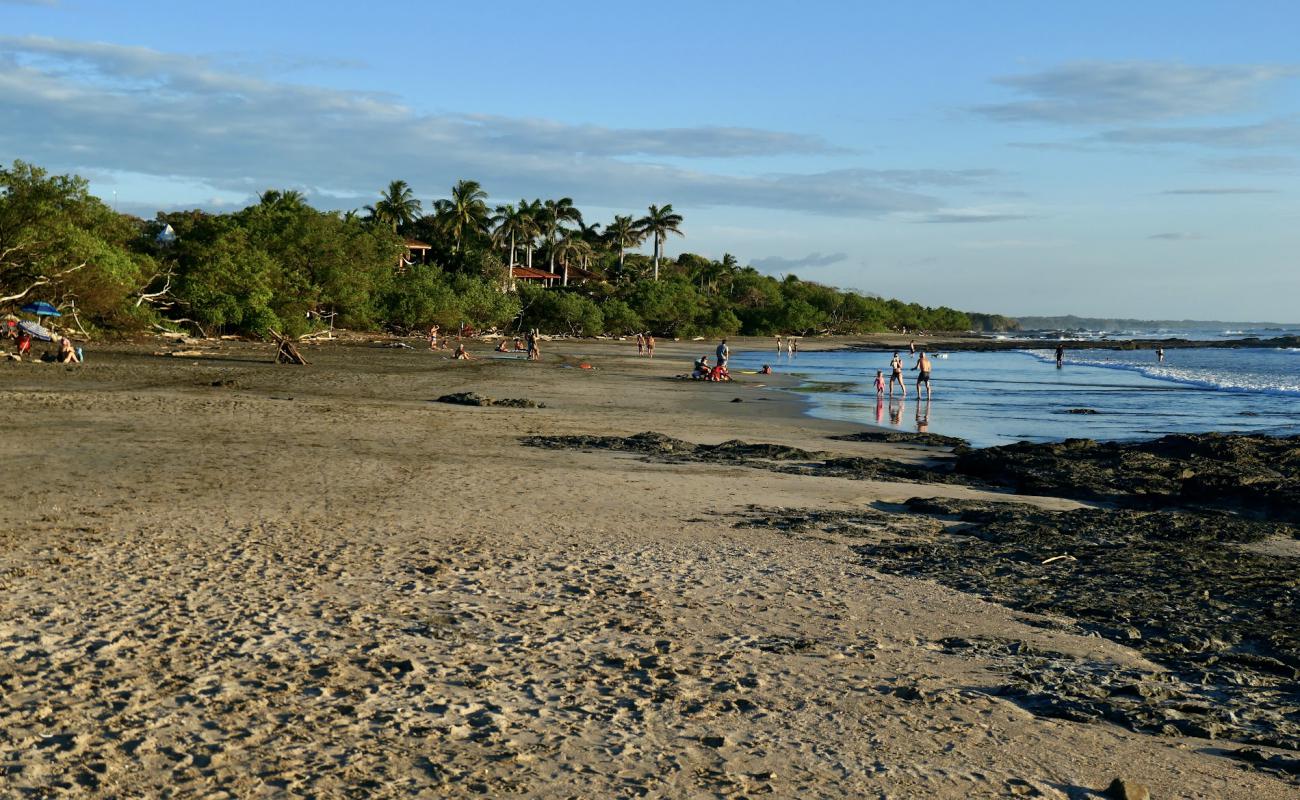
[954,433,1300,522]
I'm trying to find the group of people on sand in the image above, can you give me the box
[874,349,932,399]
[430,323,541,361]
[3,326,81,364]
[690,338,732,381]
[774,335,799,355]
[634,332,657,358]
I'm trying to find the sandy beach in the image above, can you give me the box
[1,335,1294,798]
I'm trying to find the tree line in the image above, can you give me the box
[0,161,1019,339]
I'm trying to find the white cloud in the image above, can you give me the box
[975,61,1297,125]
[1148,232,1206,240]
[1160,187,1278,195]
[914,210,1033,224]
[1095,118,1300,149]
[0,36,1005,218]
[750,252,848,271]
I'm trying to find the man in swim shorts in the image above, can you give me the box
[914,351,933,399]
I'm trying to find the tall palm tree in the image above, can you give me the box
[603,215,644,271]
[490,203,520,267]
[490,202,540,290]
[542,197,583,273]
[365,180,422,232]
[553,234,594,286]
[519,199,544,271]
[635,204,684,281]
[439,179,490,253]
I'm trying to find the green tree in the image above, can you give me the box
[365,180,422,232]
[0,160,151,327]
[435,179,490,253]
[603,214,644,271]
[541,197,582,274]
[635,203,684,281]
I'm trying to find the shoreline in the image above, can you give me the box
[1,336,1296,797]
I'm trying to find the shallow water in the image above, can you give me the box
[731,346,1300,447]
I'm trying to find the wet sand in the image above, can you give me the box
[0,335,1294,798]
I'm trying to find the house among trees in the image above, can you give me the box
[400,239,431,271]
[510,265,562,287]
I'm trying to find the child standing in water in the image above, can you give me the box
[874,369,886,397]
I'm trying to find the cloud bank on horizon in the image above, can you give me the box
[1,2,1297,321]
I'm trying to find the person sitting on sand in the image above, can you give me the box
[710,363,731,382]
[914,351,932,399]
[452,343,474,360]
[692,355,711,379]
[57,336,80,364]
[874,369,885,397]
[17,330,32,356]
[495,339,510,352]
[513,338,526,351]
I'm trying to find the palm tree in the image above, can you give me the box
[258,189,306,210]
[604,215,644,270]
[542,197,583,273]
[365,180,422,232]
[635,204,684,281]
[519,199,544,271]
[553,234,594,286]
[490,202,540,290]
[440,179,490,253]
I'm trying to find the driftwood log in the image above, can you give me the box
[269,330,308,365]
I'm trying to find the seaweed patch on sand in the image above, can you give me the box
[521,432,975,486]
[829,430,967,448]
[737,497,1300,757]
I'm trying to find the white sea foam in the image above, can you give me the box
[1023,349,1300,395]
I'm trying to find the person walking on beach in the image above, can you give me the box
[874,369,886,398]
[888,352,906,397]
[1055,344,1065,368]
[914,351,933,399]
[526,329,540,361]
[646,334,656,358]
[636,332,645,355]
[716,338,729,368]
[909,339,916,355]
[791,338,798,355]
[775,335,783,353]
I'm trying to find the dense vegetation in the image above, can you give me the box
[1,161,1016,339]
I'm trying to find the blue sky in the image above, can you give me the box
[2,0,1298,320]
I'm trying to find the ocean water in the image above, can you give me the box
[730,345,1300,448]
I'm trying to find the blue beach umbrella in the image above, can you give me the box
[17,320,54,341]
[20,300,61,318]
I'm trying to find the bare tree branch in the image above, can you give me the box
[0,261,87,304]
[135,269,174,307]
